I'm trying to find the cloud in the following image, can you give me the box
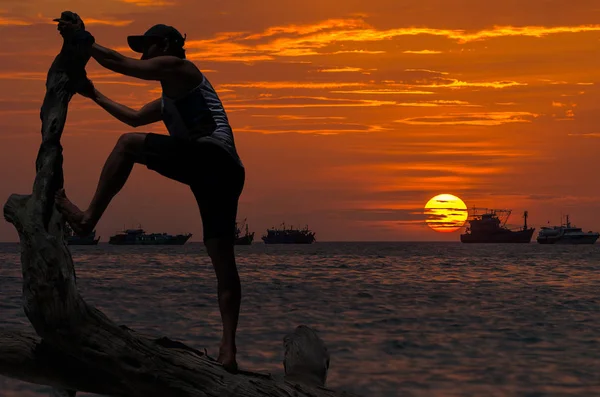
[234,123,388,135]
[220,81,365,89]
[423,149,529,158]
[397,79,526,89]
[330,50,385,55]
[364,70,527,90]
[0,16,31,26]
[330,89,435,95]
[251,115,347,120]
[118,0,175,6]
[79,18,133,26]
[452,25,600,42]
[372,163,508,176]
[395,111,539,126]
[0,10,132,27]
[247,18,600,44]
[317,67,375,73]
[226,96,396,109]
[394,100,480,107]
[404,69,449,75]
[180,17,600,62]
[340,208,428,223]
[568,133,600,137]
[220,74,524,93]
[403,50,442,54]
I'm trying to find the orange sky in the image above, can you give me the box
[0,0,599,241]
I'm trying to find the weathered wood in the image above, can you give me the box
[50,389,77,397]
[0,324,354,396]
[0,328,118,395]
[1,11,362,397]
[284,325,330,387]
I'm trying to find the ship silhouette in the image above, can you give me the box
[108,225,191,245]
[537,215,599,244]
[234,218,254,245]
[64,223,100,245]
[460,208,534,243]
[261,223,316,244]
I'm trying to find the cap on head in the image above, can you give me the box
[53,11,85,30]
[127,24,186,53]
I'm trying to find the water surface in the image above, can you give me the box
[1,242,599,396]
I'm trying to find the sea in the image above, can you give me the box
[1,242,599,397]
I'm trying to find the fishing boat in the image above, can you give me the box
[234,219,254,245]
[64,223,100,245]
[108,227,191,245]
[262,223,316,244]
[460,208,534,243]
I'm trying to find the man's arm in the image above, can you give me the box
[91,89,162,127]
[90,43,184,81]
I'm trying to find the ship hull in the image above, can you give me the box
[235,234,254,245]
[460,228,535,243]
[537,235,599,244]
[109,234,192,245]
[262,236,315,244]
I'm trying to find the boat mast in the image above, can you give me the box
[523,210,528,231]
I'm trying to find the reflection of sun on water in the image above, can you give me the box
[424,194,468,233]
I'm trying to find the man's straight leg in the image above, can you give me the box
[205,237,241,373]
[190,152,245,373]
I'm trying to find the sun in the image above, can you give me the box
[424,194,468,233]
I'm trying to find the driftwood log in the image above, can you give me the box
[0,13,361,397]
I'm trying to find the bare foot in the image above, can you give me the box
[55,188,94,236]
[218,345,238,374]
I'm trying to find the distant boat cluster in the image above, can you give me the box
[460,208,599,244]
[65,220,316,246]
[65,209,598,246]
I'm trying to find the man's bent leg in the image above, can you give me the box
[56,132,148,236]
[205,238,241,372]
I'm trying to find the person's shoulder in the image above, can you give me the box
[182,59,203,73]
[155,55,187,67]
[158,57,200,82]
[179,59,203,77]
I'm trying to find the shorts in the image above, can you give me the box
[143,133,245,242]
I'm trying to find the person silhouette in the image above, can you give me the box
[53,12,244,373]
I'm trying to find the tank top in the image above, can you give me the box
[161,73,243,167]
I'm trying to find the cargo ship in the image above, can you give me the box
[64,224,100,245]
[234,219,254,245]
[537,215,599,244]
[108,227,192,245]
[262,223,316,244]
[460,208,534,243]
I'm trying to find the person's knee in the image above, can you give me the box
[205,238,239,283]
[116,133,147,161]
[205,238,234,259]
